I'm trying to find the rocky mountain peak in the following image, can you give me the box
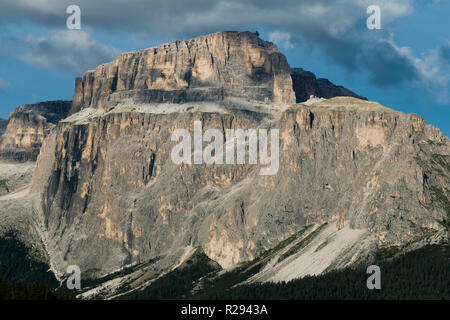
[70,31,296,114]
[0,100,71,161]
[291,68,366,102]
[1,32,447,296]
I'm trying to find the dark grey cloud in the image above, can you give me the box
[0,0,444,91]
[363,42,419,87]
[12,30,119,74]
[284,27,420,87]
[440,41,450,64]
[0,1,414,37]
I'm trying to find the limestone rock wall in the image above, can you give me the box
[0,101,71,161]
[31,98,449,276]
[70,31,295,114]
[24,32,449,279]
[0,119,7,136]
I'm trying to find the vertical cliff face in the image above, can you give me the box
[0,119,7,136]
[0,101,71,161]
[31,97,449,277]
[70,31,295,114]
[291,68,366,102]
[25,32,449,283]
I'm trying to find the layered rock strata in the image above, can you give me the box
[70,31,296,114]
[22,32,449,280]
[0,101,71,161]
[31,97,449,276]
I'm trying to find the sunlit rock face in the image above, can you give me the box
[31,96,449,276]
[0,101,71,161]
[70,31,296,114]
[27,32,449,279]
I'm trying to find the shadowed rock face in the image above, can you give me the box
[291,68,366,102]
[0,119,7,136]
[0,101,71,161]
[70,31,295,114]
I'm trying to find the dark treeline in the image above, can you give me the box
[0,232,58,288]
[192,245,450,300]
[0,232,74,300]
[0,277,74,300]
[1,228,449,300]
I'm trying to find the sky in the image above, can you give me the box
[0,0,448,136]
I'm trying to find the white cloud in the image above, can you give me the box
[18,30,120,74]
[0,78,11,89]
[269,31,293,50]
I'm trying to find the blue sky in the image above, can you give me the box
[0,0,448,136]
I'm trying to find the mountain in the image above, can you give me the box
[0,31,448,299]
[0,119,7,136]
[69,31,295,115]
[0,101,72,286]
[291,68,366,102]
[0,101,72,161]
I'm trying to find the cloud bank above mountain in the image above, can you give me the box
[17,30,120,74]
[0,0,448,103]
